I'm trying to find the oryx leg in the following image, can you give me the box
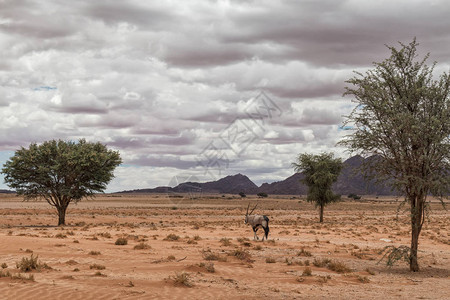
[252,226,260,240]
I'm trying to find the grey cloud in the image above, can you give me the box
[128,155,197,169]
[85,1,175,29]
[301,107,342,125]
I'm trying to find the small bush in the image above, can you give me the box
[347,193,361,200]
[265,257,276,263]
[164,234,180,241]
[220,238,232,246]
[99,232,112,238]
[313,258,331,268]
[229,249,253,263]
[1,263,7,269]
[1,270,35,281]
[16,254,40,272]
[357,275,370,283]
[202,250,227,262]
[198,262,215,273]
[297,248,312,257]
[327,260,351,273]
[55,233,67,239]
[134,242,151,250]
[302,267,312,276]
[115,238,128,245]
[89,264,106,270]
[170,272,193,287]
[89,251,101,255]
[94,271,106,277]
[378,245,411,267]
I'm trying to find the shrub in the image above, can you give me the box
[1,263,7,269]
[257,192,268,198]
[16,254,43,272]
[302,267,312,276]
[202,250,227,262]
[238,192,246,198]
[327,260,351,273]
[229,249,253,263]
[89,264,106,270]
[164,234,180,241]
[170,272,193,287]
[134,242,151,250]
[313,258,331,267]
[297,248,312,257]
[99,232,112,238]
[115,238,128,245]
[265,257,276,263]
[88,251,101,255]
[198,262,215,273]
[347,193,361,200]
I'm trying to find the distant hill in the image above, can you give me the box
[117,155,397,196]
[0,189,15,194]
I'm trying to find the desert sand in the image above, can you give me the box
[0,193,448,300]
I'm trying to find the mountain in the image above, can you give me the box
[174,173,258,194]
[117,155,397,195]
[0,189,14,194]
[119,173,258,195]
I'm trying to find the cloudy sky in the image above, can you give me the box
[1,0,450,192]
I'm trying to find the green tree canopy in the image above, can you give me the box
[340,39,450,271]
[292,152,343,222]
[2,139,122,225]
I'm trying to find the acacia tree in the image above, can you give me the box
[341,39,450,272]
[2,139,122,226]
[292,152,343,223]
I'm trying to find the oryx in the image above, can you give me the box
[244,202,269,241]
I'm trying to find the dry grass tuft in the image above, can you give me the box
[164,234,180,241]
[134,242,151,250]
[170,272,193,287]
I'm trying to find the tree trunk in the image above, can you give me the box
[319,204,324,223]
[410,222,420,272]
[57,205,67,226]
[409,194,424,272]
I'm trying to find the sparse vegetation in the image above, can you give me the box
[90,264,106,270]
[198,262,215,273]
[170,272,193,287]
[115,237,128,245]
[302,267,312,276]
[297,248,312,257]
[134,242,151,250]
[164,234,180,241]
[229,249,253,263]
[265,257,276,263]
[378,245,411,267]
[16,254,50,272]
[220,238,232,246]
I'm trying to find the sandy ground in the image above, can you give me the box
[0,193,448,300]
